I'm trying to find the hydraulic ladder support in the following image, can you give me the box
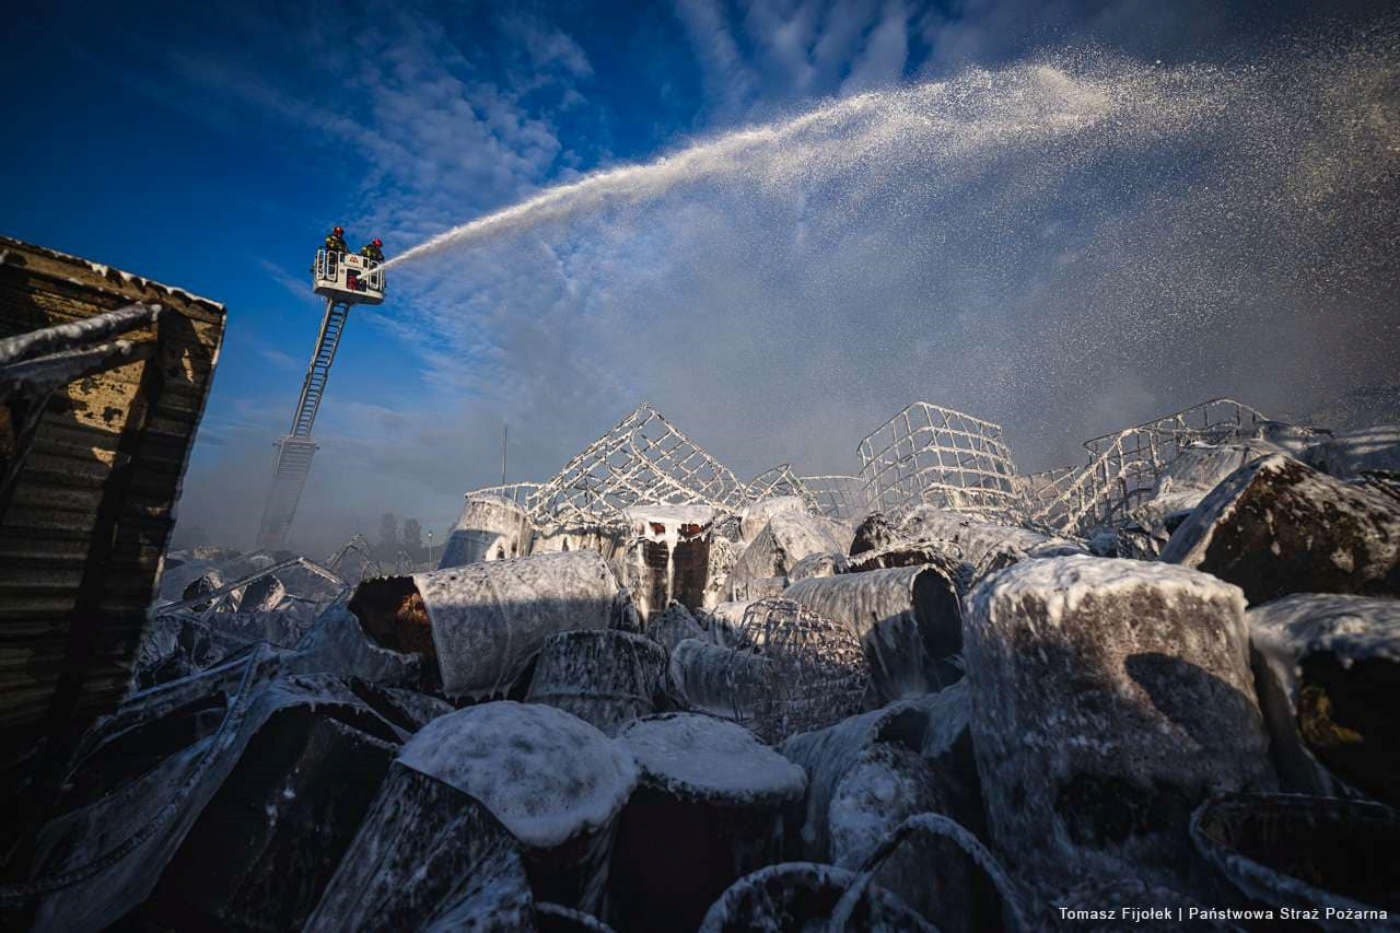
[255,297,352,548]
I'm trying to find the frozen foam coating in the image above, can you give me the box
[399,702,639,849]
[970,553,1247,629]
[619,713,806,805]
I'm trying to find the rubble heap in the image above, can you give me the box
[2,398,1398,930]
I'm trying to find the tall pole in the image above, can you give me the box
[501,422,508,485]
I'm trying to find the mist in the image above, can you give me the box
[174,23,1400,558]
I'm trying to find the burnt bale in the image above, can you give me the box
[697,862,936,933]
[898,506,1070,567]
[349,551,626,702]
[727,511,850,595]
[26,661,405,931]
[304,762,534,932]
[525,629,669,735]
[845,541,974,596]
[1301,425,1400,480]
[646,603,708,653]
[785,565,962,702]
[610,713,806,931]
[1160,453,1400,604]
[850,512,904,557]
[1191,793,1400,922]
[963,556,1275,895]
[396,702,639,914]
[739,496,808,543]
[1249,594,1400,805]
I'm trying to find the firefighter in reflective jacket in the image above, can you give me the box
[325,226,349,255]
[359,238,384,263]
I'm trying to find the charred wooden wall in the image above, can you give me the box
[0,235,226,754]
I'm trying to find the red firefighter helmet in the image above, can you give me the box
[333,226,345,236]
[372,238,382,248]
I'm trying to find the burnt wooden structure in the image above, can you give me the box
[0,236,225,799]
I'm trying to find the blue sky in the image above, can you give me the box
[3,0,1395,555]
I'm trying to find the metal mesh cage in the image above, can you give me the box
[799,474,875,523]
[525,404,749,528]
[857,402,1023,522]
[726,598,870,743]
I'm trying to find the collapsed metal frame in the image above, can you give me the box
[521,404,749,528]
[1025,397,1268,535]
[857,402,1023,521]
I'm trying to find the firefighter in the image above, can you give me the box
[360,238,384,263]
[325,226,349,255]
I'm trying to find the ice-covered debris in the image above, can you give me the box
[399,702,639,850]
[289,602,428,689]
[1191,793,1400,923]
[697,862,936,932]
[829,744,945,873]
[899,506,1065,566]
[850,511,902,557]
[785,564,962,702]
[438,492,534,567]
[1132,440,1283,538]
[24,657,404,930]
[646,603,707,653]
[739,496,807,543]
[1161,453,1400,604]
[357,551,624,700]
[787,550,850,582]
[1302,424,1400,480]
[305,762,533,932]
[727,510,850,593]
[1249,593,1400,804]
[525,629,668,735]
[618,713,806,806]
[965,555,1274,894]
[619,504,714,620]
[846,540,971,592]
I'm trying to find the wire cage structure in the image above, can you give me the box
[1025,397,1268,536]
[798,474,875,522]
[857,402,1024,522]
[518,404,750,529]
[725,598,870,743]
[746,464,819,510]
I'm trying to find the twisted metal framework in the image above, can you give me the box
[857,402,1023,521]
[522,404,749,528]
[726,597,870,743]
[746,464,819,509]
[798,474,874,522]
[1026,397,1268,536]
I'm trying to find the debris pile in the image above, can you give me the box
[3,397,1398,930]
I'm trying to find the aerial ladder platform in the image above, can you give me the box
[255,249,385,549]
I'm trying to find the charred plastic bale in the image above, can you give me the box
[696,862,936,933]
[739,496,808,543]
[1301,424,1400,480]
[778,682,979,865]
[1191,793,1400,925]
[647,603,708,653]
[438,493,535,568]
[620,505,715,621]
[704,600,754,646]
[1131,441,1281,541]
[350,551,627,701]
[846,540,973,594]
[1248,594,1400,805]
[829,744,979,933]
[850,511,903,557]
[964,556,1276,894]
[668,602,870,746]
[609,713,807,931]
[787,550,850,583]
[727,511,850,596]
[304,761,534,932]
[785,564,963,702]
[24,657,405,931]
[526,629,669,735]
[290,601,428,689]
[898,506,1066,567]
[1160,453,1400,604]
[397,702,639,914]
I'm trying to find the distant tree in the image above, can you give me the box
[378,512,399,558]
[402,518,424,562]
